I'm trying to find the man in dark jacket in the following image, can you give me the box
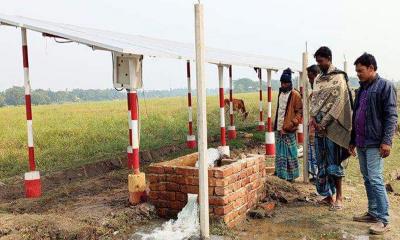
[350,53,398,235]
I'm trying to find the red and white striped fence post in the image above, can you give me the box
[265,69,275,156]
[257,68,265,131]
[227,65,236,139]
[186,60,196,148]
[21,28,41,198]
[218,65,229,156]
[297,72,304,144]
[127,89,134,168]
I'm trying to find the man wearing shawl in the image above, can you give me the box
[274,68,303,182]
[310,47,352,210]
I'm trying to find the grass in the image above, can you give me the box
[0,92,277,179]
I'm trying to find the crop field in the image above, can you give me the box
[0,92,278,179]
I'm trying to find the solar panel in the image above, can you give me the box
[0,13,301,71]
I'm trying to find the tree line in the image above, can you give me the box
[0,77,396,107]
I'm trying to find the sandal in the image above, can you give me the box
[329,204,344,211]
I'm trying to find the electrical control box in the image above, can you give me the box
[113,53,143,89]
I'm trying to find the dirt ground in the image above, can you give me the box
[0,142,399,240]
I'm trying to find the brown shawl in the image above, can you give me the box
[310,65,352,148]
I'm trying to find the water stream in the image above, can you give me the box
[133,194,199,240]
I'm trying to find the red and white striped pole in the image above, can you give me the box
[227,65,236,139]
[128,90,140,173]
[127,89,146,204]
[257,68,265,131]
[218,65,229,156]
[265,69,275,156]
[21,28,41,198]
[186,60,196,148]
[127,89,134,168]
[297,72,304,144]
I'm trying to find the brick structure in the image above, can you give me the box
[148,153,266,228]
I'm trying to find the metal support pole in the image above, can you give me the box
[218,65,226,146]
[265,69,275,156]
[297,72,304,145]
[186,60,196,148]
[21,28,42,198]
[302,52,309,183]
[257,68,265,131]
[195,3,210,239]
[127,89,133,168]
[227,65,236,139]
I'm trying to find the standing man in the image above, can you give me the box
[310,46,352,210]
[274,68,303,182]
[350,53,397,235]
[306,65,320,180]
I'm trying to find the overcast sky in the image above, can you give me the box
[0,0,399,91]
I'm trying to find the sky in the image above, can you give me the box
[0,0,399,91]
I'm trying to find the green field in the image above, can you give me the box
[1,91,399,182]
[0,92,276,179]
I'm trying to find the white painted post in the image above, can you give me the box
[195,3,210,239]
[344,60,348,74]
[302,52,309,183]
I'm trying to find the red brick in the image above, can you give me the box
[246,158,256,168]
[149,183,166,191]
[175,167,197,176]
[147,174,164,183]
[232,181,241,191]
[164,166,175,174]
[169,201,185,210]
[214,167,234,178]
[260,202,276,212]
[232,163,242,174]
[185,176,199,185]
[226,173,240,185]
[148,166,164,174]
[252,164,259,174]
[246,167,253,176]
[166,182,180,192]
[239,170,247,180]
[208,186,215,195]
[233,197,246,209]
[214,203,234,216]
[214,186,232,196]
[249,173,259,182]
[176,192,187,202]
[241,177,250,187]
[208,177,228,187]
[165,191,176,201]
[149,191,159,200]
[223,209,239,223]
[181,185,199,194]
[166,174,178,183]
[209,196,229,206]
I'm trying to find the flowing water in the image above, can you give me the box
[132,194,200,240]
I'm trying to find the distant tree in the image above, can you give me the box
[0,93,5,107]
[4,86,25,106]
